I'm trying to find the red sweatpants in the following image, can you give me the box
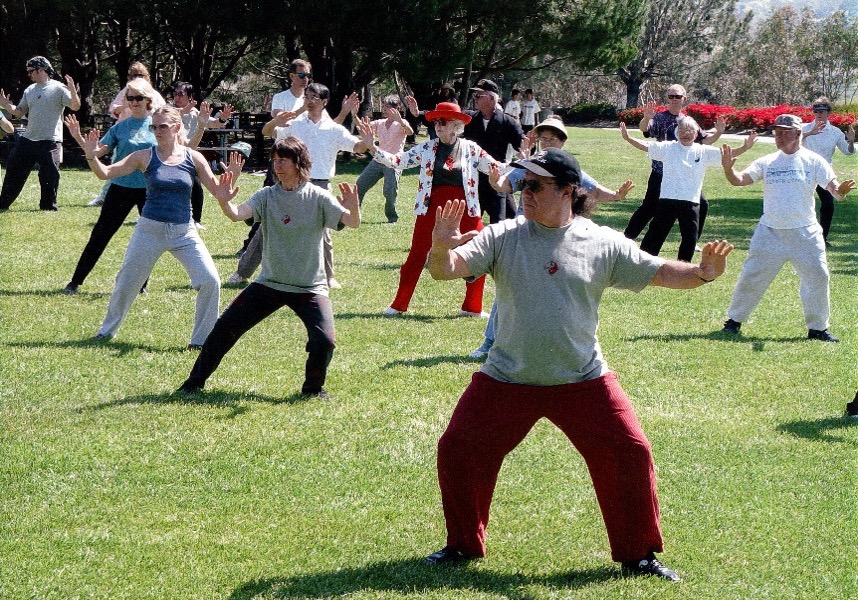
[436,371,664,562]
[390,185,485,313]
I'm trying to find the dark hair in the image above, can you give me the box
[174,81,194,99]
[570,185,594,217]
[511,89,520,96]
[306,83,330,100]
[270,136,312,183]
[525,88,534,95]
[289,59,312,73]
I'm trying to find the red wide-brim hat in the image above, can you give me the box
[425,102,471,124]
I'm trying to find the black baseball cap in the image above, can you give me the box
[511,148,582,185]
[469,79,500,95]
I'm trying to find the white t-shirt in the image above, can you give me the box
[504,99,521,119]
[801,122,855,163]
[273,112,359,180]
[746,147,837,229]
[521,99,540,126]
[647,141,721,203]
[271,89,304,114]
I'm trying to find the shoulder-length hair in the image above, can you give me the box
[270,136,312,183]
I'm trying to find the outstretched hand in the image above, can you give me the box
[619,122,630,140]
[356,117,375,150]
[64,114,81,136]
[218,152,245,183]
[836,179,856,198]
[212,169,239,203]
[698,240,734,282]
[721,144,736,169]
[615,179,635,200]
[432,199,479,251]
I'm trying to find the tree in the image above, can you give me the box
[615,0,751,108]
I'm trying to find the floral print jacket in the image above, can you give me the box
[372,138,500,217]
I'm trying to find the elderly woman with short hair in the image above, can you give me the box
[359,102,501,316]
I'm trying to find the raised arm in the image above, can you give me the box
[488,163,513,193]
[638,102,657,134]
[825,177,856,201]
[82,129,145,180]
[727,131,757,158]
[336,182,361,229]
[65,75,81,112]
[721,144,754,186]
[428,199,478,281]
[0,113,13,135]
[64,115,110,158]
[261,110,298,138]
[334,92,360,125]
[0,89,23,119]
[589,179,634,203]
[702,115,726,145]
[190,148,242,205]
[620,122,649,152]
[649,240,734,288]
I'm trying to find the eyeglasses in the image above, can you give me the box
[129,73,145,79]
[434,119,453,127]
[667,94,685,99]
[521,178,552,193]
[126,95,146,102]
[294,72,312,79]
[473,93,489,99]
[148,123,172,131]
[536,135,559,144]
[174,91,188,97]
[812,108,829,113]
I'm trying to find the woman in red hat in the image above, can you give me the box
[359,102,501,316]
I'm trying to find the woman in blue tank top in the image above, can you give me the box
[81,106,242,348]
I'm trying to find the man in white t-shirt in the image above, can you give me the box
[271,59,312,116]
[520,88,540,133]
[721,114,856,342]
[423,147,735,582]
[800,96,856,246]
[503,89,521,121]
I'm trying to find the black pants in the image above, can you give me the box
[478,174,515,224]
[625,169,708,241]
[0,138,61,210]
[815,185,834,240]
[191,176,204,223]
[184,283,336,394]
[69,185,146,287]
[639,199,700,262]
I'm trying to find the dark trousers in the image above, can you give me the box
[625,169,708,242]
[478,174,515,224]
[69,185,147,287]
[815,185,834,240]
[437,372,663,562]
[191,176,204,223]
[0,137,62,210]
[184,283,336,394]
[639,199,700,261]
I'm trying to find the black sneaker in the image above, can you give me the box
[62,283,79,295]
[621,554,680,582]
[187,344,203,351]
[722,318,741,334]
[808,329,839,343]
[846,392,858,418]
[176,379,203,394]
[301,388,330,400]
[424,546,474,565]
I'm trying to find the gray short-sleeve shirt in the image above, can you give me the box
[455,216,664,385]
[246,182,346,295]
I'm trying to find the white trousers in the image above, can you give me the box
[727,223,830,331]
[98,217,221,345]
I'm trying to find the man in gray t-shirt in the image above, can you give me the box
[0,56,80,211]
[423,148,734,582]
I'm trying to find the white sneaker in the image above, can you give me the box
[327,278,342,289]
[87,196,105,207]
[468,340,493,359]
[383,307,403,316]
[226,272,247,284]
[195,221,206,231]
[459,310,489,318]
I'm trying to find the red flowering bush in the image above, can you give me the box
[617,103,855,132]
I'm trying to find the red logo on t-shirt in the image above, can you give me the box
[545,260,558,275]
[282,215,291,225]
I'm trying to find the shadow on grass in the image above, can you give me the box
[626,331,806,346]
[7,337,184,356]
[382,354,480,369]
[80,388,314,418]
[336,312,438,323]
[0,287,107,299]
[228,558,617,599]
[777,416,858,445]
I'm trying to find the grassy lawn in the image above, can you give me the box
[1,128,856,599]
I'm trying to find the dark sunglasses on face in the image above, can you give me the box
[813,108,829,113]
[295,72,312,79]
[667,94,684,99]
[148,123,172,131]
[434,119,452,127]
[522,178,551,193]
[126,95,146,102]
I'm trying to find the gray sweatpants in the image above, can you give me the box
[726,222,830,331]
[98,217,221,345]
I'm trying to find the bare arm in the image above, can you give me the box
[721,145,754,186]
[649,240,734,288]
[64,115,110,158]
[488,163,513,193]
[333,92,359,125]
[0,114,12,134]
[589,179,634,203]
[638,102,656,134]
[82,129,145,179]
[190,149,241,205]
[261,111,297,138]
[727,131,757,158]
[702,115,726,145]
[428,199,478,280]
[65,75,81,112]
[0,89,23,118]
[336,182,361,229]
[825,177,856,201]
[620,122,649,152]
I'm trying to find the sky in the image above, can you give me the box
[736,0,857,21]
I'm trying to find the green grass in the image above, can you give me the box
[1,128,856,599]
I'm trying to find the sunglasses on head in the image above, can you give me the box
[148,123,172,131]
[294,72,312,79]
[667,94,684,99]
[126,95,146,102]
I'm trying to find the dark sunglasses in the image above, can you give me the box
[667,94,684,99]
[294,72,312,79]
[812,108,830,113]
[126,95,146,102]
[148,123,172,131]
[434,119,451,127]
[521,178,551,193]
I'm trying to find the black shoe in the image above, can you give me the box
[301,388,330,400]
[808,329,839,343]
[824,239,831,248]
[176,379,203,393]
[62,283,79,295]
[424,546,474,565]
[621,554,680,582]
[845,392,858,418]
[722,318,741,334]
[187,344,203,351]
[93,333,111,341]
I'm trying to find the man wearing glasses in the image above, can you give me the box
[801,96,856,247]
[0,56,80,211]
[624,83,724,246]
[270,59,312,118]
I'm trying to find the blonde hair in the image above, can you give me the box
[125,79,156,111]
[151,106,188,144]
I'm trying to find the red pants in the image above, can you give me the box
[390,185,485,313]
[437,371,664,562]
